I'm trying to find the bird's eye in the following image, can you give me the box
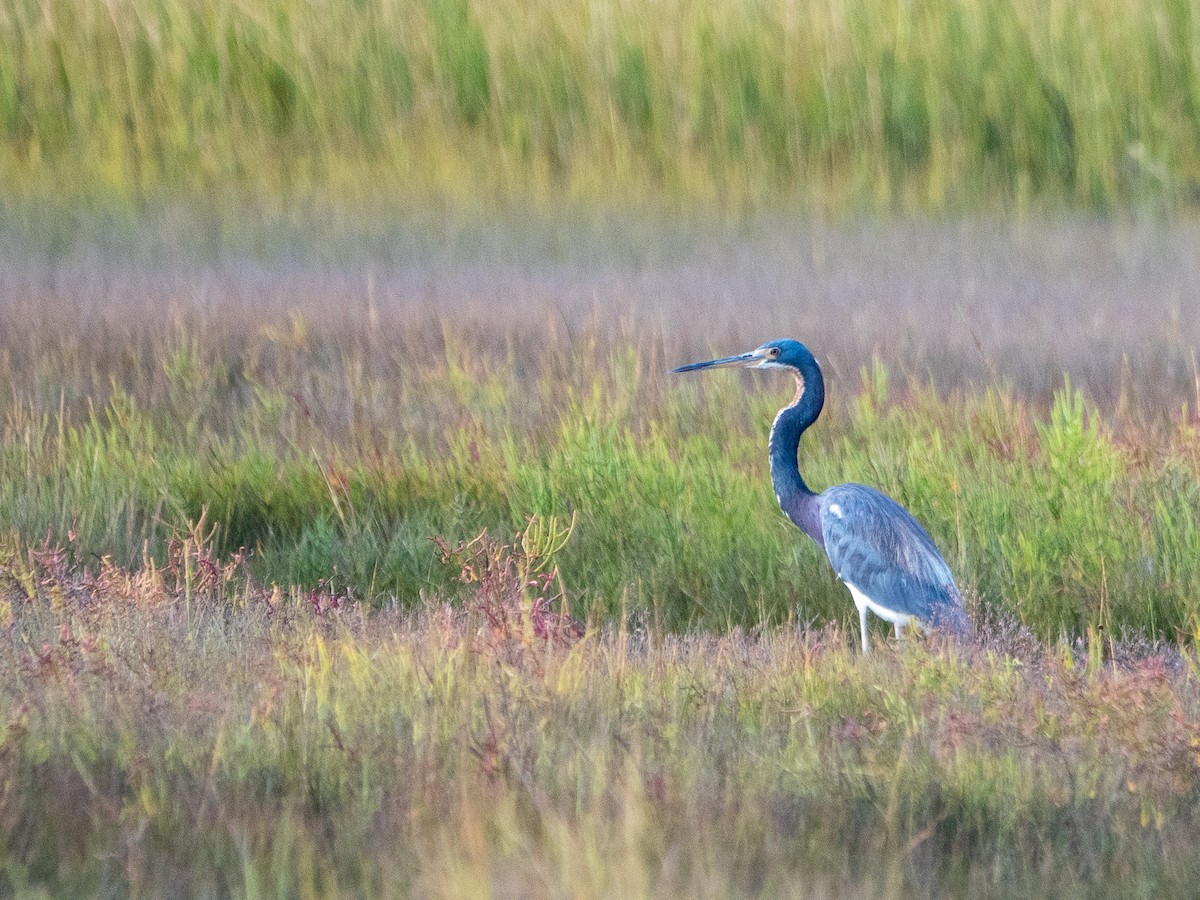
[768,347,780,358]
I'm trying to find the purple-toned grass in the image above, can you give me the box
[3,526,1200,896]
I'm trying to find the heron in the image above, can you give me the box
[673,339,970,653]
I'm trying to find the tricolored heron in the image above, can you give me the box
[673,339,970,653]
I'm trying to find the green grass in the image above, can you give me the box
[2,0,1200,223]
[2,312,1200,640]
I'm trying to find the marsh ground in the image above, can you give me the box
[2,212,1200,897]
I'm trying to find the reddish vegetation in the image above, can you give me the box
[435,525,585,666]
[2,523,1200,896]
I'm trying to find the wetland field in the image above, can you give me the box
[7,0,1200,895]
[2,216,1200,897]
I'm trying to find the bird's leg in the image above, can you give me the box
[860,606,870,655]
[894,621,902,641]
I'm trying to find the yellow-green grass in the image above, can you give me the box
[2,0,1200,223]
[1,297,1199,640]
[2,526,1199,897]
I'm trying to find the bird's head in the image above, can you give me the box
[671,339,814,374]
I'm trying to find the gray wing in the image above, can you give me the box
[819,483,968,631]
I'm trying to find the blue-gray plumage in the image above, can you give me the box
[673,339,970,653]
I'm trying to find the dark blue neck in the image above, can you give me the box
[769,359,826,549]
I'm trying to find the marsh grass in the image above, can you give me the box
[2,0,1200,222]
[0,296,1199,640]
[2,234,1200,893]
[3,523,1200,897]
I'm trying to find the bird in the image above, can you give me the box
[672,339,970,653]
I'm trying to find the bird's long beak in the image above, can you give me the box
[671,349,764,373]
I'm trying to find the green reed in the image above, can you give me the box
[1,0,1198,222]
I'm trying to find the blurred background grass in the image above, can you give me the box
[2,0,1200,228]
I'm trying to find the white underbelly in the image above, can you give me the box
[845,583,919,629]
